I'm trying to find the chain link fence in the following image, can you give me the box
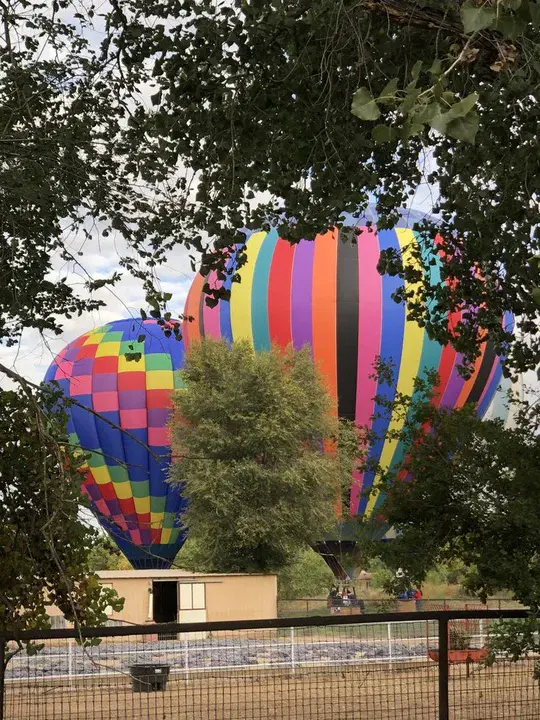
[277,597,524,618]
[1,610,537,719]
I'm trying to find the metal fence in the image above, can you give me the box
[1,609,537,720]
[277,597,524,617]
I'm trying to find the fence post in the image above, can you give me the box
[68,639,73,689]
[184,635,189,683]
[387,623,393,665]
[438,617,449,720]
[290,627,296,674]
[0,636,5,720]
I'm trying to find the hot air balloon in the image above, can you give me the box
[183,207,513,577]
[44,319,186,569]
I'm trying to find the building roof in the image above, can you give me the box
[97,569,276,580]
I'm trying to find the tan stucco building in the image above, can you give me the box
[49,569,277,626]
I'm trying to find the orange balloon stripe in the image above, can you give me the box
[183,272,204,347]
[455,341,486,408]
[312,230,338,415]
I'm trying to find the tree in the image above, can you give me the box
[108,0,540,373]
[176,540,335,599]
[0,0,182,638]
[169,339,339,573]
[0,0,193,351]
[87,536,131,572]
[3,0,539,634]
[276,550,335,601]
[0,385,123,642]
[358,373,540,670]
[358,369,540,610]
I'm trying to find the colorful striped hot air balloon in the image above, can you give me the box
[183,207,513,575]
[44,319,186,569]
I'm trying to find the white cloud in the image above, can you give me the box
[0,225,197,388]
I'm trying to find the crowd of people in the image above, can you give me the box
[398,588,423,610]
[327,585,424,612]
[327,585,365,612]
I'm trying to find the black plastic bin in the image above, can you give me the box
[129,664,170,693]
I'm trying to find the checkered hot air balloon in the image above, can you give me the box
[183,207,513,577]
[44,319,186,569]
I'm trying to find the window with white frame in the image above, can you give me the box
[179,583,206,610]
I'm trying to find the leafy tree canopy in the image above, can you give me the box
[360,369,540,669]
[2,0,539,639]
[0,384,123,643]
[0,0,190,350]
[0,0,177,639]
[4,0,540,368]
[359,371,540,611]
[107,0,540,372]
[275,550,335,601]
[176,540,335,600]
[87,536,131,572]
[169,339,341,573]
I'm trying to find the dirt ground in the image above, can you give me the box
[4,661,540,720]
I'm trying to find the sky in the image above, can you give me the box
[0,4,446,390]
[0,172,442,390]
[0,230,195,388]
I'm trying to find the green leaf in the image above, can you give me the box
[351,87,381,121]
[442,91,456,106]
[530,2,540,27]
[140,309,148,321]
[400,88,421,116]
[137,334,146,343]
[494,14,527,38]
[461,3,497,33]
[433,82,444,102]
[411,60,423,80]
[429,111,451,136]
[372,125,398,143]
[447,93,479,120]
[405,77,419,93]
[413,102,439,125]
[446,112,480,144]
[429,59,443,77]
[532,286,540,306]
[500,0,522,8]
[146,295,160,311]
[402,122,424,139]
[378,78,399,105]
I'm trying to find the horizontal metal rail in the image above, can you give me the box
[1,608,530,642]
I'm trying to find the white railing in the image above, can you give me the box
[5,621,492,684]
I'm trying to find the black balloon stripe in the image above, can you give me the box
[467,342,496,405]
[198,279,206,339]
[336,235,359,420]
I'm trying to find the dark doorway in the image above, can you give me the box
[152,581,178,623]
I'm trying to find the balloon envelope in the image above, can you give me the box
[183,208,513,538]
[44,319,186,569]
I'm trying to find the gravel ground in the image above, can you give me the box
[6,637,429,680]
